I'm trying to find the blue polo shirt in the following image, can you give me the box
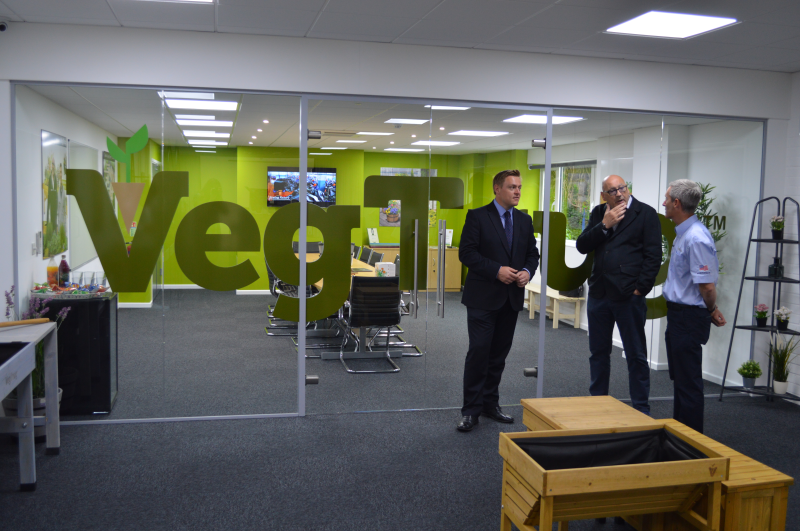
[663,215,719,307]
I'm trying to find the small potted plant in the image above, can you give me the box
[769,333,798,395]
[770,215,784,240]
[384,206,399,223]
[775,306,791,331]
[737,360,762,389]
[754,304,769,328]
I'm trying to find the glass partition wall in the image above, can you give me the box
[12,83,765,423]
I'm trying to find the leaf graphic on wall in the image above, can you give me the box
[107,124,149,183]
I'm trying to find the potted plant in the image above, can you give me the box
[384,205,399,223]
[2,290,70,441]
[769,333,798,395]
[754,304,769,328]
[737,360,762,389]
[775,306,791,331]
[770,215,784,240]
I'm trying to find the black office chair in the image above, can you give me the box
[368,251,384,267]
[339,276,401,374]
[360,248,373,264]
[292,241,321,254]
[265,257,317,336]
[350,243,355,257]
[352,245,361,259]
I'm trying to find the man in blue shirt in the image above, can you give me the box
[663,179,727,433]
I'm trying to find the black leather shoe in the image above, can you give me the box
[482,406,514,424]
[457,415,479,432]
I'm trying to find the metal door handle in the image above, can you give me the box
[413,218,419,319]
[438,219,446,318]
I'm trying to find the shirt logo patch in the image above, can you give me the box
[699,265,709,272]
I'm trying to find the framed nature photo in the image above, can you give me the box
[102,151,116,204]
[41,130,68,259]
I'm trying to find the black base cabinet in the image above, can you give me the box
[45,294,118,415]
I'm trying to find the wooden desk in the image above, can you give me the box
[302,254,375,290]
[525,282,584,329]
[366,245,399,265]
[520,396,793,531]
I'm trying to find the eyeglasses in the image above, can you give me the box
[604,185,628,196]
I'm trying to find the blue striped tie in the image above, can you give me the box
[503,211,513,250]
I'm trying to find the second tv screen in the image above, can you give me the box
[267,167,337,207]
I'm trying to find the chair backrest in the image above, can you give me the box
[393,254,400,267]
[368,251,384,266]
[292,241,321,254]
[264,257,277,296]
[352,245,361,259]
[348,276,401,328]
[360,248,373,264]
[350,243,355,256]
[318,242,324,256]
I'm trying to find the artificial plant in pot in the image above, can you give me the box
[2,289,70,440]
[769,334,798,395]
[754,304,769,328]
[771,215,784,240]
[737,360,762,389]
[775,306,791,331]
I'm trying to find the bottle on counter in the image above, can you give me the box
[47,257,58,287]
[58,254,71,287]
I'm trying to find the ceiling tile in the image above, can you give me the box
[0,2,23,21]
[218,0,326,11]
[217,5,318,36]
[3,0,119,25]
[424,0,550,27]
[395,18,508,45]
[324,0,441,19]
[108,0,214,32]
[695,22,800,46]
[750,3,800,27]
[308,12,418,40]
[476,43,559,53]
[521,4,632,30]
[668,0,791,21]
[560,33,672,56]
[715,46,800,66]
[658,39,753,60]
[769,61,800,73]
[772,34,800,50]
[486,25,596,48]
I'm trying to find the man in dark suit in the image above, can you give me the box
[457,169,540,432]
[576,175,662,414]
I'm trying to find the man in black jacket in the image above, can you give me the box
[576,175,661,414]
[457,169,540,432]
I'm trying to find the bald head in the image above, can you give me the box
[601,175,630,207]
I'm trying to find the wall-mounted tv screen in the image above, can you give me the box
[267,167,337,207]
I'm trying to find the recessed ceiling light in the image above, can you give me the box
[166,99,238,111]
[176,120,232,127]
[263,119,269,123]
[188,140,228,145]
[390,141,395,145]
[182,131,230,138]
[257,129,262,132]
[385,148,425,152]
[192,144,218,148]
[141,0,213,3]
[159,91,214,99]
[372,147,376,149]
[309,152,332,155]
[424,105,471,110]
[411,135,416,138]
[248,142,253,144]
[320,147,346,150]
[357,132,394,136]
[195,150,216,153]
[176,114,215,120]
[251,135,257,139]
[412,141,460,147]
[503,115,583,125]
[385,118,430,124]
[336,140,367,143]
[439,127,445,131]
[607,11,737,39]
[448,130,509,137]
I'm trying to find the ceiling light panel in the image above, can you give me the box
[385,118,430,124]
[188,140,228,145]
[182,131,230,138]
[320,147,346,150]
[448,130,508,137]
[357,132,394,136]
[503,115,584,125]
[309,153,332,155]
[176,120,233,127]
[424,105,471,110]
[385,148,424,152]
[195,150,217,153]
[411,141,461,146]
[159,91,214,99]
[606,11,737,39]
[166,99,238,111]
[336,140,367,143]
[176,114,215,120]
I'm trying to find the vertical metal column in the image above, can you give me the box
[298,96,308,416]
[413,218,419,319]
[536,110,554,399]
[438,219,446,318]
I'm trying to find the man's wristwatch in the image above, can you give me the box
[708,304,717,314]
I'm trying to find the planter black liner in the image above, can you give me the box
[513,429,708,471]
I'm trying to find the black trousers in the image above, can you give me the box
[462,299,519,416]
[665,304,711,434]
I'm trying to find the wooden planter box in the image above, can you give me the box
[499,424,729,531]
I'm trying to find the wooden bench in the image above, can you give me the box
[520,396,794,531]
[525,282,584,329]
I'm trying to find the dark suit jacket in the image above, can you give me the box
[460,202,540,311]
[575,196,662,301]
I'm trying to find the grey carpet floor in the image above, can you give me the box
[0,397,798,531]
[66,290,720,420]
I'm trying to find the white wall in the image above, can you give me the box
[14,85,116,311]
[0,81,13,313]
